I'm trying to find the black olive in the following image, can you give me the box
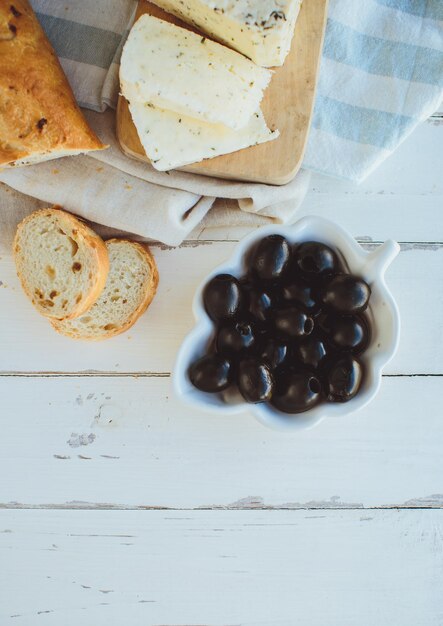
[295,241,340,279]
[315,311,333,336]
[245,286,273,323]
[273,306,314,338]
[293,337,328,369]
[248,234,291,281]
[216,320,256,355]
[321,274,371,313]
[280,278,319,312]
[203,274,242,322]
[193,238,371,413]
[326,356,363,402]
[260,337,288,369]
[237,358,274,403]
[328,314,371,353]
[189,354,231,393]
[271,368,322,414]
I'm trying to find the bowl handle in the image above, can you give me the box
[365,240,400,282]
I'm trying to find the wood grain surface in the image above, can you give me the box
[1,119,443,624]
[0,243,442,374]
[1,510,442,625]
[117,0,328,184]
[1,375,443,508]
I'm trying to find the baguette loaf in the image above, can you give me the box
[14,207,109,320]
[0,0,106,167]
[52,239,159,340]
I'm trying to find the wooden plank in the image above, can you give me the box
[117,0,328,185]
[0,244,441,374]
[1,375,443,508]
[1,509,442,625]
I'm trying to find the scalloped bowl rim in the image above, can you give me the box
[172,216,401,430]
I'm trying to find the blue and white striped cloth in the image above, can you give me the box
[30,0,443,184]
[31,0,137,111]
[304,0,443,181]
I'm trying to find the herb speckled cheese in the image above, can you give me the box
[150,0,302,67]
[127,99,279,171]
[120,14,272,130]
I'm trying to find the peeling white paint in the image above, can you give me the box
[67,433,96,448]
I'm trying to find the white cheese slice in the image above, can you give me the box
[150,0,302,67]
[120,14,272,131]
[127,100,279,171]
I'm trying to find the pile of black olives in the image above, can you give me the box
[189,235,372,414]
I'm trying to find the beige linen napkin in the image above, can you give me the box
[0,109,311,246]
[0,0,311,247]
[0,184,277,251]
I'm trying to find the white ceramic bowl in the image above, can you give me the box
[173,216,400,430]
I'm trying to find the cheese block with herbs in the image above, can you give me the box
[119,13,272,130]
[127,100,278,170]
[150,0,303,67]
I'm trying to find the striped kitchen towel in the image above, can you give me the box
[31,0,137,111]
[303,0,443,181]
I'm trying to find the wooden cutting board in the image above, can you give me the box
[117,0,328,185]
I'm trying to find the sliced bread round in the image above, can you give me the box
[14,207,109,320]
[51,239,159,340]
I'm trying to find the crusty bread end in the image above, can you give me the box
[0,0,107,168]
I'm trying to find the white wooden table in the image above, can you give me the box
[1,113,442,625]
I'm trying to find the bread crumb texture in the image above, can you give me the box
[52,239,159,340]
[14,208,109,320]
